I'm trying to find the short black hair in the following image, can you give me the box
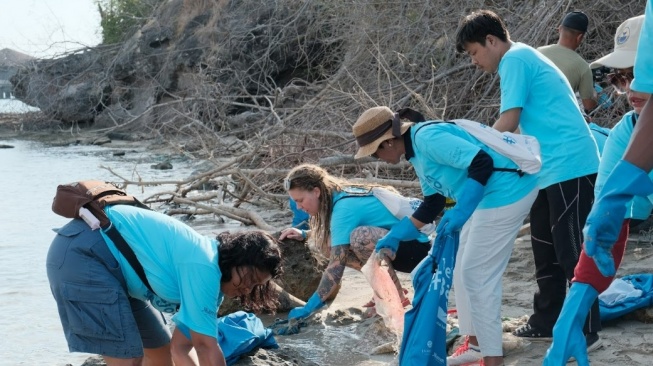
[218,230,283,313]
[456,10,510,53]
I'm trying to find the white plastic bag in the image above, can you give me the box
[451,119,542,174]
[361,252,405,336]
[371,187,435,234]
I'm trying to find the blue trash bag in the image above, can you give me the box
[599,273,653,322]
[398,232,460,366]
[177,311,278,365]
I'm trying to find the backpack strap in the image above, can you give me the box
[413,121,524,177]
[332,187,373,207]
[105,223,155,294]
[492,167,525,177]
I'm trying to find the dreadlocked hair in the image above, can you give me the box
[284,164,398,256]
[217,230,283,313]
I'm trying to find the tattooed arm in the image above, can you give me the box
[314,244,351,301]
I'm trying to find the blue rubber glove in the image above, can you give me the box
[543,283,598,366]
[584,160,653,276]
[374,216,421,260]
[288,293,325,320]
[436,178,484,236]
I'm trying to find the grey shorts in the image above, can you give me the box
[46,219,171,358]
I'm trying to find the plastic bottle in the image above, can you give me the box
[79,207,101,230]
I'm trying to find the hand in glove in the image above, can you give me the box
[374,216,421,261]
[584,160,653,276]
[543,283,598,366]
[436,178,484,237]
[288,293,325,321]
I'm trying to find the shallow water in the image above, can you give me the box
[0,138,207,365]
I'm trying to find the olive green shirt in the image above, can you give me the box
[537,44,595,100]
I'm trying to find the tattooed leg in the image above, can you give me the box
[349,226,387,263]
[350,226,408,303]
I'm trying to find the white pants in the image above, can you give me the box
[453,188,537,356]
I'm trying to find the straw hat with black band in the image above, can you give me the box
[352,106,414,159]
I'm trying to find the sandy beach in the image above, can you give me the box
[62,190,653,366]
[3,124,650,366]
[278,229,653,366]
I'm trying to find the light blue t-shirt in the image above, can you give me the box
[407,122,537,209]
[596,111,653,220]
[329,190,429,246]
[499,42,599,189]
[589,122,611,155]
[632,0,653,93]
[102,205,222,338]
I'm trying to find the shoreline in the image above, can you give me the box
[4,122,653,366]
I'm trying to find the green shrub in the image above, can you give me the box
[97,0,164,44]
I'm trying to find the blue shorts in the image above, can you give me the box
[46,219,171,358]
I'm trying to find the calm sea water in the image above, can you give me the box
[0,138,204,366]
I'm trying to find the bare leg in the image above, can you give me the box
[467,336,504,366]
[350,226,407,303]
[483,356,505,366]
[103,344,173,366]
[143,344,173,366]
[103,356,142,366]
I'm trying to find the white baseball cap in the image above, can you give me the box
[590,15,644,69]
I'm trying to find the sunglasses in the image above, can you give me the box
[607,71,634,93]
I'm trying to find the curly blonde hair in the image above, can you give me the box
[284,164,396,255]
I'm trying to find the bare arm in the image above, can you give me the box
[409,216,426,229]
[191,330,225,366]
[581,98,598,115]
[624,98,653,172]
[493,108,522,132]
[171,328,198,366]
[279,227,309,240]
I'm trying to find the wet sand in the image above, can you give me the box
[277,232,653,366]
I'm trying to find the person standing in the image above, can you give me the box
[352,106,538,366]
[544,15,651,365]
[583,0,653,310]
[538,11,598,114]
[455,9,602,351]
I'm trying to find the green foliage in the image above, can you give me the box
[97,0,163,44]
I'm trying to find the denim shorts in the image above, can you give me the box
[46,219,171,358]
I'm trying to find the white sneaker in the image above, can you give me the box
[447,336,482,365]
